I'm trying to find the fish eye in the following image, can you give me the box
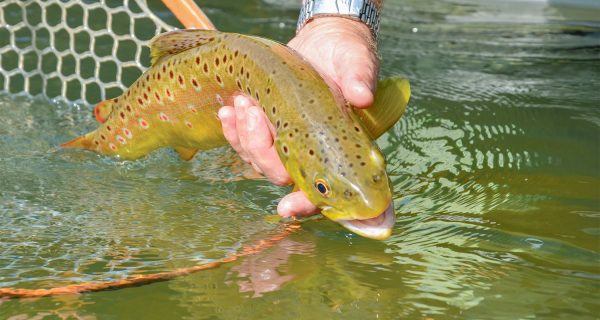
[314,179,331,197]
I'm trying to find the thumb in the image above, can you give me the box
[338,56,378,109]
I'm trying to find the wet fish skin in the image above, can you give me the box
[63,30,409,239]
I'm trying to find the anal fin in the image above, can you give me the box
[175,147,199,161]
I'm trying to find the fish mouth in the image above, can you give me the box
[335,203,395,240]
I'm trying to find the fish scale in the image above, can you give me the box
[63,29,411,240]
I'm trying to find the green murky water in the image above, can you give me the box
[1,0,599,319]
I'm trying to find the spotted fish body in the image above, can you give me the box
[63,30,410,240]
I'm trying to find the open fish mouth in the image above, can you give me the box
[335,203,396,240]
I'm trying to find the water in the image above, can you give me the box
[1,0,599,318]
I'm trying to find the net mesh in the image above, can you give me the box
[0,0,178,106]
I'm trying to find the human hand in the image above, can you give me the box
[218,17,378,218]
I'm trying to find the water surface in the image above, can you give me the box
[1,0,599,319]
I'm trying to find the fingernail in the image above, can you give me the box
[217,107,229,121]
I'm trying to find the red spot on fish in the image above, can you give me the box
[155,92,161,102]
[188,105,197,113]
[178,75,184,86]
[116,135,126,144]
[203,63,208,73]
[185,121,193,128]
[216,94,223,105]
[157,73,161,80]
[109,143,117,151]
[159,112,169,121]
[143,93,149,101]
[195,57,200,65]
[123,128,132,139]
[139,118,149,129]
[166,88,171,97]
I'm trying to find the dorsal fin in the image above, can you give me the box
[149,29,221,66]
[94,100,114,124]
[353,77,411,139]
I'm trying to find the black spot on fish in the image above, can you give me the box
[372,175,381,183]
[344,190,352,199]
[203,63,208,73]
[309,99,315,104]
[266,87,271,95]
[215,57,219,67]
[236,79,242,90]
[272,106,276,114]
[354,126,361,132]
[309,149,314,156]
[355,144,361,148]
[360,162,366,166]
[169,70,174,79]
[195,57,200,65]
[356,155,362,159]
[282,145,288,154]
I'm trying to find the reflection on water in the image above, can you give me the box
[1,0,599,319]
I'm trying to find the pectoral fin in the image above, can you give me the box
[174,147,199,161]
[353,77,411,139]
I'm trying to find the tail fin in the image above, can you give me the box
[354,77,411,140]
[61,132,95,150]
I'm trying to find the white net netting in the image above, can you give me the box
[0,0,179,106]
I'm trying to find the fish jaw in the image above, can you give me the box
[333,202,396,240]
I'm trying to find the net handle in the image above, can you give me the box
[161,0,216,30]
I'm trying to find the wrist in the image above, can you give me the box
[297,16,373,43]
[296,0,381,42]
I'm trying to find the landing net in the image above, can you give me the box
[0,0,177,106]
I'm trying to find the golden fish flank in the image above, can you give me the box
[62,30,411,240]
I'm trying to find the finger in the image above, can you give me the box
[218,106,244,155]
[242,106,291,185]
[277,191,320,218]
[233,95,254,162]
[337,51,378,109]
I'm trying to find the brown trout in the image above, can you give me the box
[62,29,410,240]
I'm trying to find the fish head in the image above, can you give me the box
[283,124,395,240]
